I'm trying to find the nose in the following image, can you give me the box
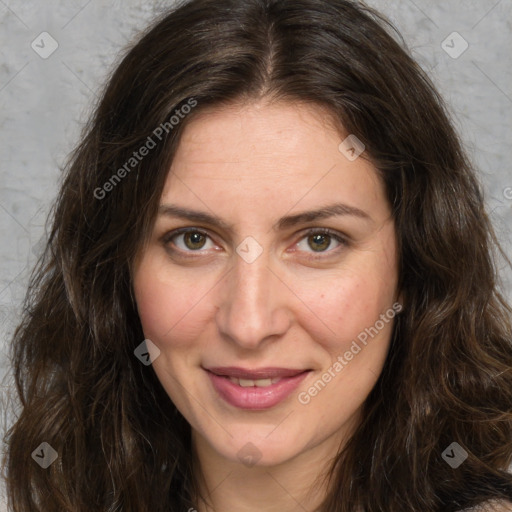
[215,251,292,350]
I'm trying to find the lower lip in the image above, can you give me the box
[207,371,310,410]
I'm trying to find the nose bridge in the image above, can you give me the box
[215,251,289,348]
[234,256,270,312]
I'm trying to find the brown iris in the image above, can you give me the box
[308,233,331,252]
[184,231,207,250]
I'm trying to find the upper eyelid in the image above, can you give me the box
[294,229,348,253]
[162,227,221,251]
[162,226,224,244]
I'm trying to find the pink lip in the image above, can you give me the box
[207,366,307,379]
[205,367,310,410]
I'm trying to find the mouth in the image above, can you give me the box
[204,366,311,409]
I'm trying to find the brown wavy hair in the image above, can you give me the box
[3,0,512,510]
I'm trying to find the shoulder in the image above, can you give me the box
[463,501,512,512]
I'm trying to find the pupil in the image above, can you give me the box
[309,234,330,252]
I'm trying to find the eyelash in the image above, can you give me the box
[161,227,348,259]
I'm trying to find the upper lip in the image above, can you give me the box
[205,367,310,379]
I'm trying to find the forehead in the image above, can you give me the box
[170,99,342,172]
[162,100,389,221]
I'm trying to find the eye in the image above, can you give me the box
[162,227,347,258]
[295,229,346,254]
[164,228,217,252]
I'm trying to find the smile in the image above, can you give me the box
[204,366,311,409]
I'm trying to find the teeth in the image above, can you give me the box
[228,377,280,387]
[239,378,259,387]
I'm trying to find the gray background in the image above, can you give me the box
[1,0,511,506]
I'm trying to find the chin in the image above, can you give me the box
[199,426,307,468]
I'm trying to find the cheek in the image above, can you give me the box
[297,268,397,421]
[133,252,214,345]
[309,274,394,345]
[294,254,398,354]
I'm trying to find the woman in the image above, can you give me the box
[3,0,512,510]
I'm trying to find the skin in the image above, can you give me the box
[133,99,401,512]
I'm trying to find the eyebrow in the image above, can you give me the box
[158,202,372,231]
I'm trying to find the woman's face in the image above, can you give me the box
[133,100,400,468]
